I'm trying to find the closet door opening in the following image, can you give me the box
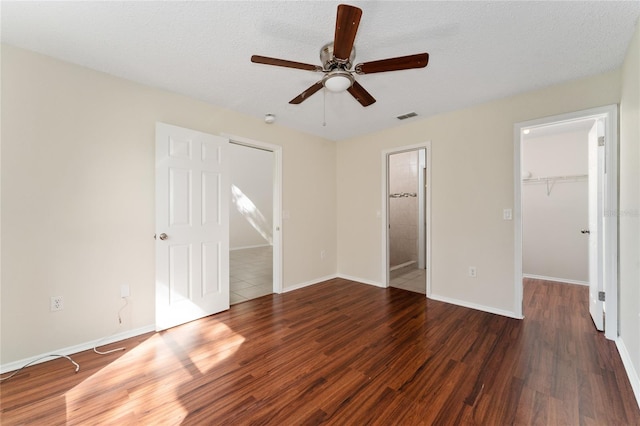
[514,105,618,339]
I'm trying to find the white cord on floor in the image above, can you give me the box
[0,354,80,382]
[93,297,128,355]
[1,298,131,382]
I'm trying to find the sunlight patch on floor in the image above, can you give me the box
[64,321,245,422]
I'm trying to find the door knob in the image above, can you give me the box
[159,233,168,240]
[581,229,590,234]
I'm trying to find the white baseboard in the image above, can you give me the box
[429,293,523,319]
[0,325,155,374]
[390,261,416,272]
[230,243,271,251]
[336,273,385,288]
[523,274,588,286]
[616,337,640,410]
[281,274,339,293]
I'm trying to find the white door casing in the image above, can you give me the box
[155,122,230,331]
[418,149,426,270]
[588,120,604,331]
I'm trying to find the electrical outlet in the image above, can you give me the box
[51,296,64,311]
[121,284,130,298]
[469,267,477,278]
[320,250,326,260]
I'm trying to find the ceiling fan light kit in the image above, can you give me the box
[250,4,429,107]
[323,71,354,92]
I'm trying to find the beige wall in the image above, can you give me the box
[337,71,621,316]
[619,20,640,402]
[1,45,337,364]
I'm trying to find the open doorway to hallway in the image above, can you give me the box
[229,142,275,304]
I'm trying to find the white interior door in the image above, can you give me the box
[587,120,604,331]
[155,122,230,331]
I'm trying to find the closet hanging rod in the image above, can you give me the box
[522,174,588,183]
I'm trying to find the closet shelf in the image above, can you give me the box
[522,174,587,196]
[522,174,588,183]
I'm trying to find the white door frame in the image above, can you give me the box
[381,142,432,295]
[222,133,283,294]
[513,105,618,339]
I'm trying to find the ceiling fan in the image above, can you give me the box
[251,4,429,107]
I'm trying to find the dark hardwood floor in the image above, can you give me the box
[2,278,639,424]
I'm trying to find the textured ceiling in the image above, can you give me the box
[2,1,639,141]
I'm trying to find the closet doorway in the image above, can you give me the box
[514,105,618,339]
[383,143,431,295]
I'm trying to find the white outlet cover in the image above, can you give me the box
[121,284,130,298]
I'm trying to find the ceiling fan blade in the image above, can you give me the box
[289,81,324,104]
[251,55,322,72]
[355,53,429,74]
[347,81,376,107]
[333,4,362,60]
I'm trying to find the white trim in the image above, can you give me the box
[223,133,283,295]
[0,325,155,374]
[514,105,618,338]
[602,106,618,341]
[337,273,385,288]
[430,293,523,319]
[381,142,432,296]
[230,243,271,251]
[281,274,339,293]
[390,260,416,271]
[523,274,589,286]
[514,118,524,319]
[616,338,640,410]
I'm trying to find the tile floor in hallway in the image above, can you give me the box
[230,246,273,305]
[389,263,426,294]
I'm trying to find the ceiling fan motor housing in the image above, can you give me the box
[320,42,356,71]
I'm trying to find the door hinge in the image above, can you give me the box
[598,291,605,302]
[598,136,605,147]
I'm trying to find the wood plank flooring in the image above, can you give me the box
[2,278,639,424]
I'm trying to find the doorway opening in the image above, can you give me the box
[228,137,283,304]
[514,105,618,340]
[521,119,594,287]
[382,143,431,295]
